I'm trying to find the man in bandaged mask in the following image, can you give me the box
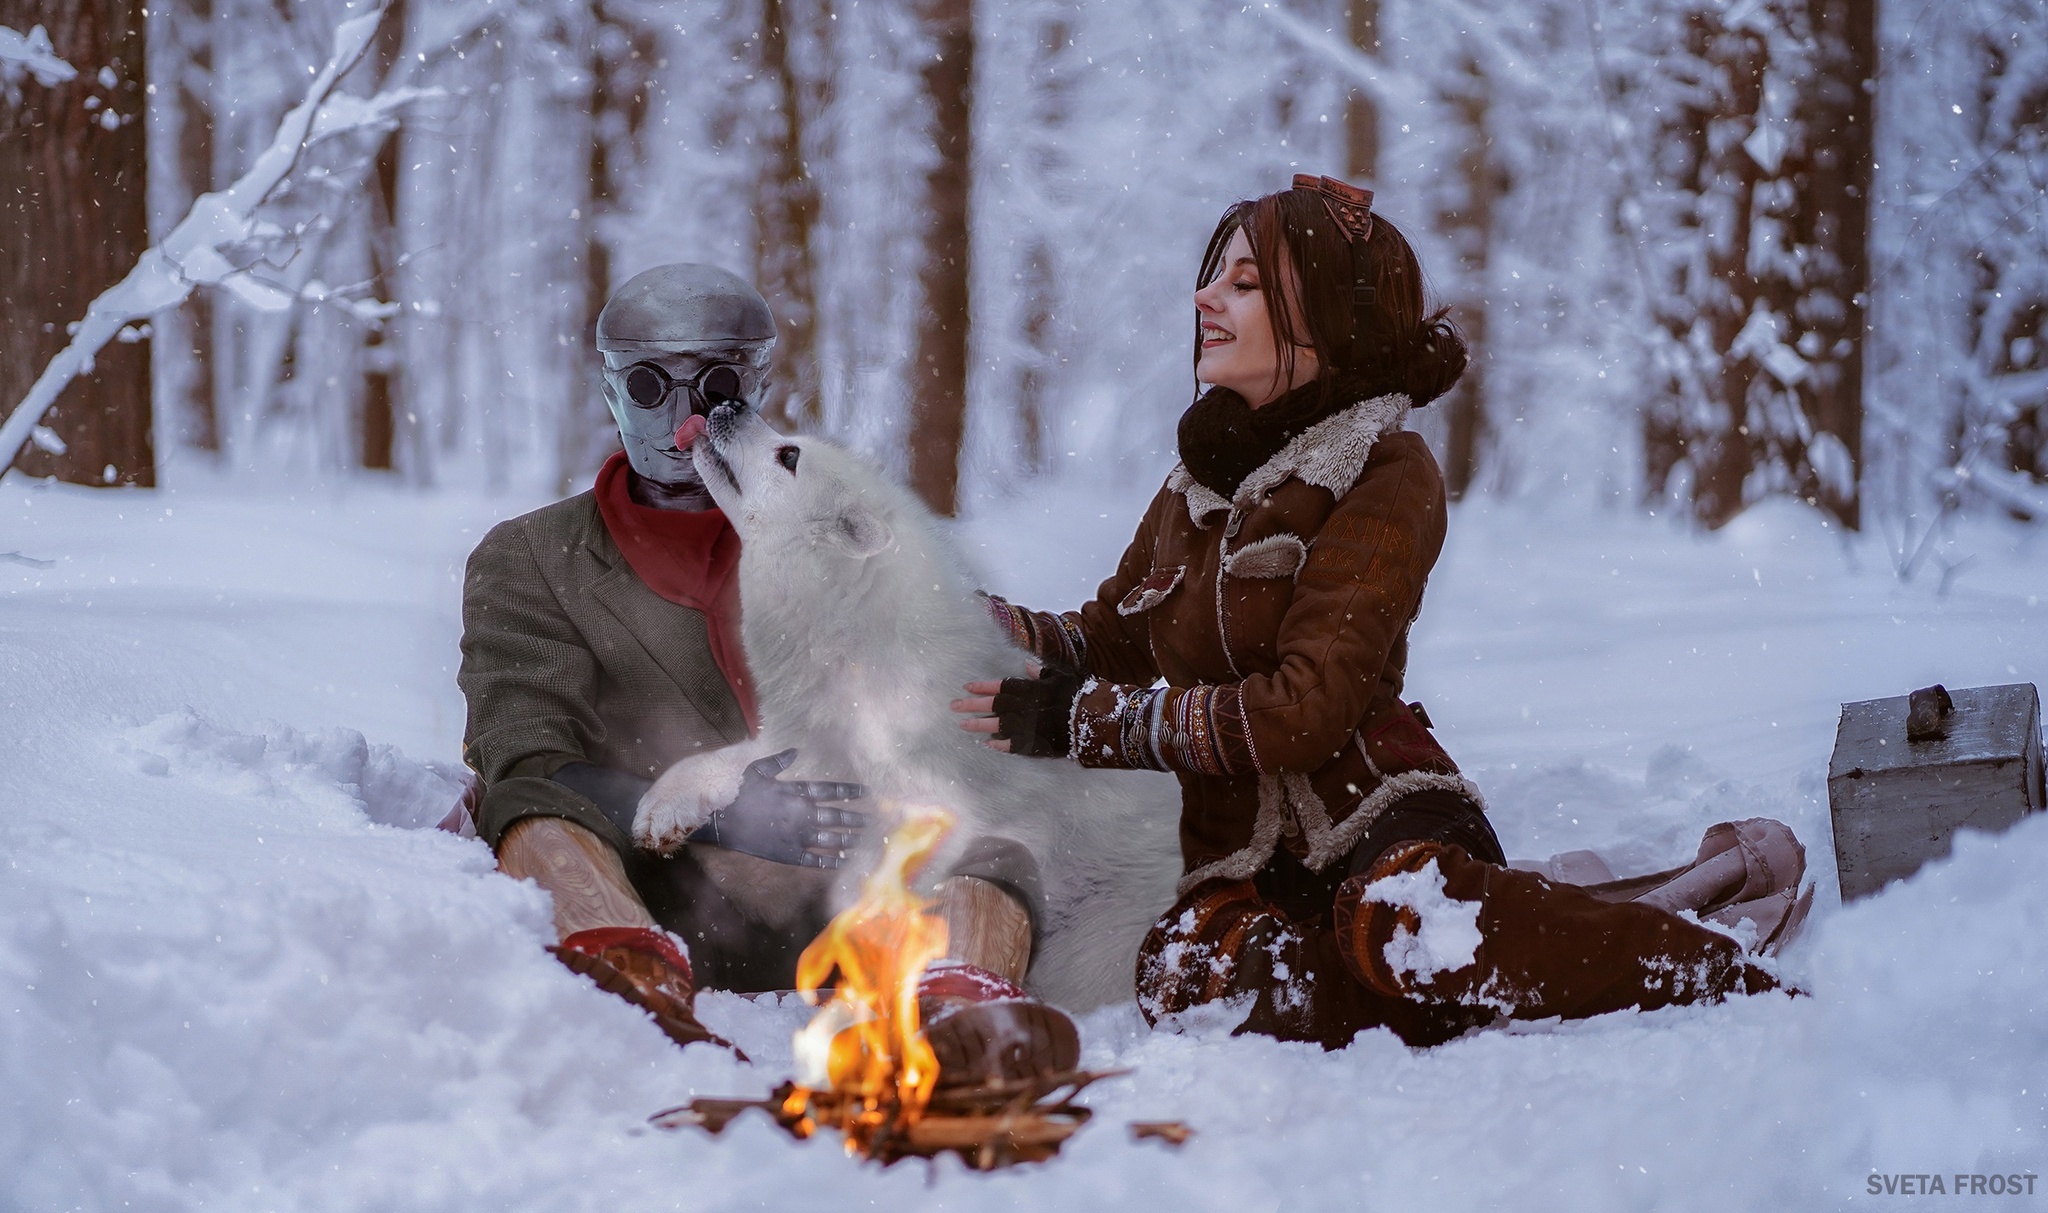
[458,264,1073,1078]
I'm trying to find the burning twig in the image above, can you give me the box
[651,1070,1161,1170]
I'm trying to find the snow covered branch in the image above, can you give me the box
[0,4,430,476]
[0,23,76,103]
[1251,3,1416,109]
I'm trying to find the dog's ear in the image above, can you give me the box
[820,504,892,558]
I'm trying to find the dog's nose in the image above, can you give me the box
[706,402,744,443]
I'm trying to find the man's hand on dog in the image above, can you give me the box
[691,749,870,868]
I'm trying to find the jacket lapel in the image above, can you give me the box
[576,506,750,744]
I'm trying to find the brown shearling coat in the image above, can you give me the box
[1015,393,1784,1045]
[1040,394,1478,891]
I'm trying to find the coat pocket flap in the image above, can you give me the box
[1221,533,1308,579]
[1117,564,1186,616]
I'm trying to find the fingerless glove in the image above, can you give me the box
[990,664,1084,758]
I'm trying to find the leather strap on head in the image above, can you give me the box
[1292,174,1379,360]
[1293,173,1375,244]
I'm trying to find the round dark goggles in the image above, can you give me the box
[619,360,748,412]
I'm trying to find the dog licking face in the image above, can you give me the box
[692,405,893,561]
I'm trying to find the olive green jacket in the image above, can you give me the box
[458,491,748,850]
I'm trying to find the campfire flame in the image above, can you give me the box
[784,803,954,1153]
[653,799,1176,1167]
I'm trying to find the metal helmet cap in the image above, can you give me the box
[596,263,778,355]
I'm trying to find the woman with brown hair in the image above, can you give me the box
[951,176,1799,1047]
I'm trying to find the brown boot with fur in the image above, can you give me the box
[550,926,746,1058]
[1133,878,1354,1043]
[1336,840,1778,1022]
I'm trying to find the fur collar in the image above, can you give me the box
[1165,392,1411,526]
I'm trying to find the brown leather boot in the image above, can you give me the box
[917,962,1080,1090]
[550,926,747,1059]
[1336,840,1778,1022]
[1131,877,1365,1043]
[1133,879,1279,1023]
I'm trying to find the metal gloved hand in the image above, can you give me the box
[991,664,1084,758]
[691,748,869,868]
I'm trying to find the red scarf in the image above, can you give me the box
[593,452,758,734]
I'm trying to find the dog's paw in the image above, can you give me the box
[634,745,759,853]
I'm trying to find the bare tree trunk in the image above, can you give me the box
[158,0,217,453]
[1343,0,1378,181]
[360,131,399,471]
[753,0,827,431]
[1013,241,1053,472]
[360,0,407,472]
[1796,0,1873,529]
[1011,12,1072,473]
[569,1,657,483]
[579,116,614,470]
[906,0,973,517]
[1434,53,1494,500]
[2,0,155,487]
[1693,15,1765,529]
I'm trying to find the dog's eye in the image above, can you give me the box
[775,445,800,473]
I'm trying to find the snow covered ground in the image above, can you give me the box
[4,464,2044,1211]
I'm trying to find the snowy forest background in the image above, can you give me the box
[8,5,2048,1206]
[5,0,2048,550]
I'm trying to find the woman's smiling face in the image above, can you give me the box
[1194,226,1319,408]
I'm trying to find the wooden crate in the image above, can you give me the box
[1828,683,2045,902]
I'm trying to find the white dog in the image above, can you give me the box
[634,407,1184,1010]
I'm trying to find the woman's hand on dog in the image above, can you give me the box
[953,660,1084,759]
[952,680,1011,752]
[951,660,1042,753]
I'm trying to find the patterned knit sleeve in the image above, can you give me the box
[1063,678,1257,777]
[982,594,1091,670]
